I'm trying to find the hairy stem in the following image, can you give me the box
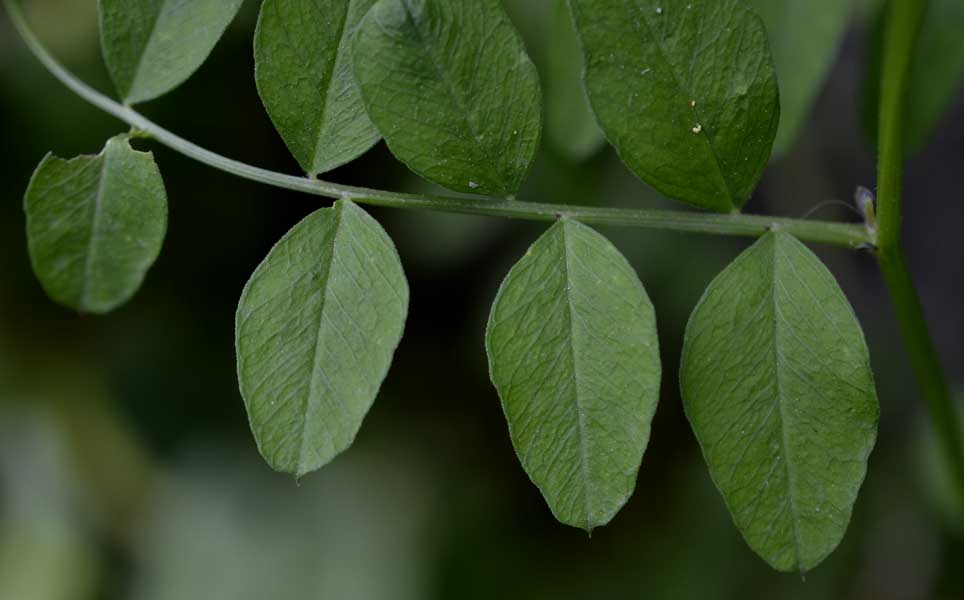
[875,0,964,507]
[3,0,872,249]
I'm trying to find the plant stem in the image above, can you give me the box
[875,0,964,507]
[2,0,872,249]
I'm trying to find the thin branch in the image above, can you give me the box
[874,0,964,508]
[2,0,873,249]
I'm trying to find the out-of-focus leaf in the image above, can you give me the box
[747,0,852,157]
[0,410,102,600]
[98,0,244,104]
[236,200,408,478]
[128,447,433,600]
[544,0,605,161]
[24,136,167,314]
[864,0,964,154]
[916,392,964,535]
[352,0,542,196]
[568,0,779,212]
[255,0,381,176]
[486,219,661,531]
[680,231,878,572]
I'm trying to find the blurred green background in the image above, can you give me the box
[2,1,963,598]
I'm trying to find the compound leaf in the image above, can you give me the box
[486,219,661,532]
[747,0,852,157]
[236,200,409,479]
[99,0,244,104]
[568,0,780,212]
[352,0,542,196]
[24,136,167,314]
[255,0,381,177]
[680,231,878,572]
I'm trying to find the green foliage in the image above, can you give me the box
[680,232,878,572]
[544,0,605,162]
[747,0,852,157]
[13,0,923,576]
[486,220,660,531]
[352,0,542,196]
[255,0,381,177]
[235,201,409,478]
[864,0,964,154]
[24,136,167,314]
[568,0,780,212]
[98,0,243,104]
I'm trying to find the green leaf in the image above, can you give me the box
[568,0,780,212]
[486,219,661,531]
[98,0,244,104]
[864,0,964,154]
[236,200,409,478]
[747,0,852,157]
[24,136,167,314]
[544,0,605,162]
[680,231,878,572]
[352,0,542,196]
[254,0,381,177]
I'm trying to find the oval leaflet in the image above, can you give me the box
[236,200,409,478]
[24,136,167,314]
[680,231,879,572]
[352,0,542,196]
[255,0,381,176]
[486,219,661,531]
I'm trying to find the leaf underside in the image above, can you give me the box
[486,219,661,532]
[255,0,381,176]
[568,0,780,212]
[236,200,409,479]
[352,0,542,196]
[680,231,878,572]
[99,0,244,104]
[24,136,167,314]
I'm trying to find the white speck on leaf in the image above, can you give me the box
[692,124,702,134]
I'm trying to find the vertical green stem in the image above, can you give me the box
[875,0,964,508]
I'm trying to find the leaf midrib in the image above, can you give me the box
[560,222,594,531]
[633,3,736,208]
[310,0,353,175]
[398,0,484,147]
[80,151,110,310]
[125,0,168,102]
[768,236,805,570]
[296,202,346,475]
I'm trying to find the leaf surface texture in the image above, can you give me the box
[681,231,878,571]
[487,219,661,531]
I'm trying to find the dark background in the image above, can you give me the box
[1,1,962,598]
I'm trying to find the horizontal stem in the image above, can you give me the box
[4,0,873,249]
